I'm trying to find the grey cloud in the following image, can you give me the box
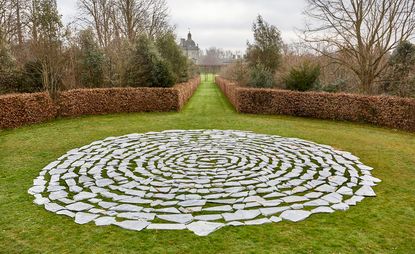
[57,0,307,51]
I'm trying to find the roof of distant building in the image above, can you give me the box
[180,32,199,51]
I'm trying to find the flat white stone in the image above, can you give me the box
[244,218,271,226]
[337,186,353,196]
[110,204,143,212]
[332,203,350,211]
[66,202,94,212]
[315,184,336,193]
[344,196,365,206]
[360,175,381,183]
[95,216,116,226]
[355,186,376,197]
[49,191,68,200]
[203,205,233,212]
[114,220,150,231]
[57,210,75,218]
[157,214,194,224]
[270,216,282,223]
[74,192,97,201]
[304,192,323,199]
[28,186,45,194]
[34,197,50,205]
[147,223,187,230]
[259,206,290,216]
[187,221,224,236]
[75,212,99,224]
[222,209,261,222]
[45,203,65,212]
[281,196,309,203]
[311,206,335,214]
[322,193,343,204]
[227,221,245,227]
[117,212,156,220]
[280,210,311,222]
[178,200,206,207]
[303,199,329,207]
[155,207,181,214]
[98,201,118,209]
[194,214,222,221]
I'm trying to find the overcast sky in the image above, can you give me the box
[57,0,307,52]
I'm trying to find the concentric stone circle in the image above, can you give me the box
[28,130,380,236]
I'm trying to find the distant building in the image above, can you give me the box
[180,32,200,64]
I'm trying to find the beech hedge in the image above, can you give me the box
[216,76,415,132]
[0,77,200,129]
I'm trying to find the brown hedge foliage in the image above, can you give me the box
[0,92,57,129]
[176,76,201,109]
[0,77,201,129]
[215,76,239,109]
[216,76,415,132]
[58,76,201,117]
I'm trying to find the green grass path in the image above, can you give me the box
[0,75,414,253]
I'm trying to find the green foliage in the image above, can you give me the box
[248,64,274,88]
[124,36,174,88]
[33,0,63,44]
[23,61,44,88]
[78,29,105,88]
[156,33,189,83]
[316,79,348,93]
[389,41,415,68]
[284,62,320,91]
[246,15,283,73]
[382,41,415,97]
[0,61,44,94]
[0,41,15,72]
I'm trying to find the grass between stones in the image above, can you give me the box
[0,75,414,254]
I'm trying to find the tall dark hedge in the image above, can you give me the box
[124,36,174,88]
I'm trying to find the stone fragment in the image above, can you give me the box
[280,210,311,222]
[66,202,94,212]
[147,224,187,230]
[187,221,224,236]
[222,209,261,222]
[194,214,222,221]
[355,186,376,197]
[157,214,194,224]
[311,206,335,214]
[114,220,150,231]
[259,206,290,216]
[95,216,116,226]
[244,218,271,225]
[75,212,99,224]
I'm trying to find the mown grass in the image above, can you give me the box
[0,75,414,254]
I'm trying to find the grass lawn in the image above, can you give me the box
[0,75,414,254]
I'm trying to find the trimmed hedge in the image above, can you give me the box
[216,76,415,132]
[0,93,57,129]
[0,77,200,129]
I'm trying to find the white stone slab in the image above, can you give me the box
[187,221,224,236]
[280,210,311,222]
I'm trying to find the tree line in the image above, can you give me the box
[222,0,415,97]
[0,0,196,97]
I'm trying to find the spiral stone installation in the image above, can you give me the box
[28,130,380,236]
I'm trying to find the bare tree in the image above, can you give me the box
[78,0,171,45]
[29,0,65,98]
[116,0,149,42]
[304,0,415,94]
[0,0,27,44]
[77,0,116,47]
[145,0,171,38]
